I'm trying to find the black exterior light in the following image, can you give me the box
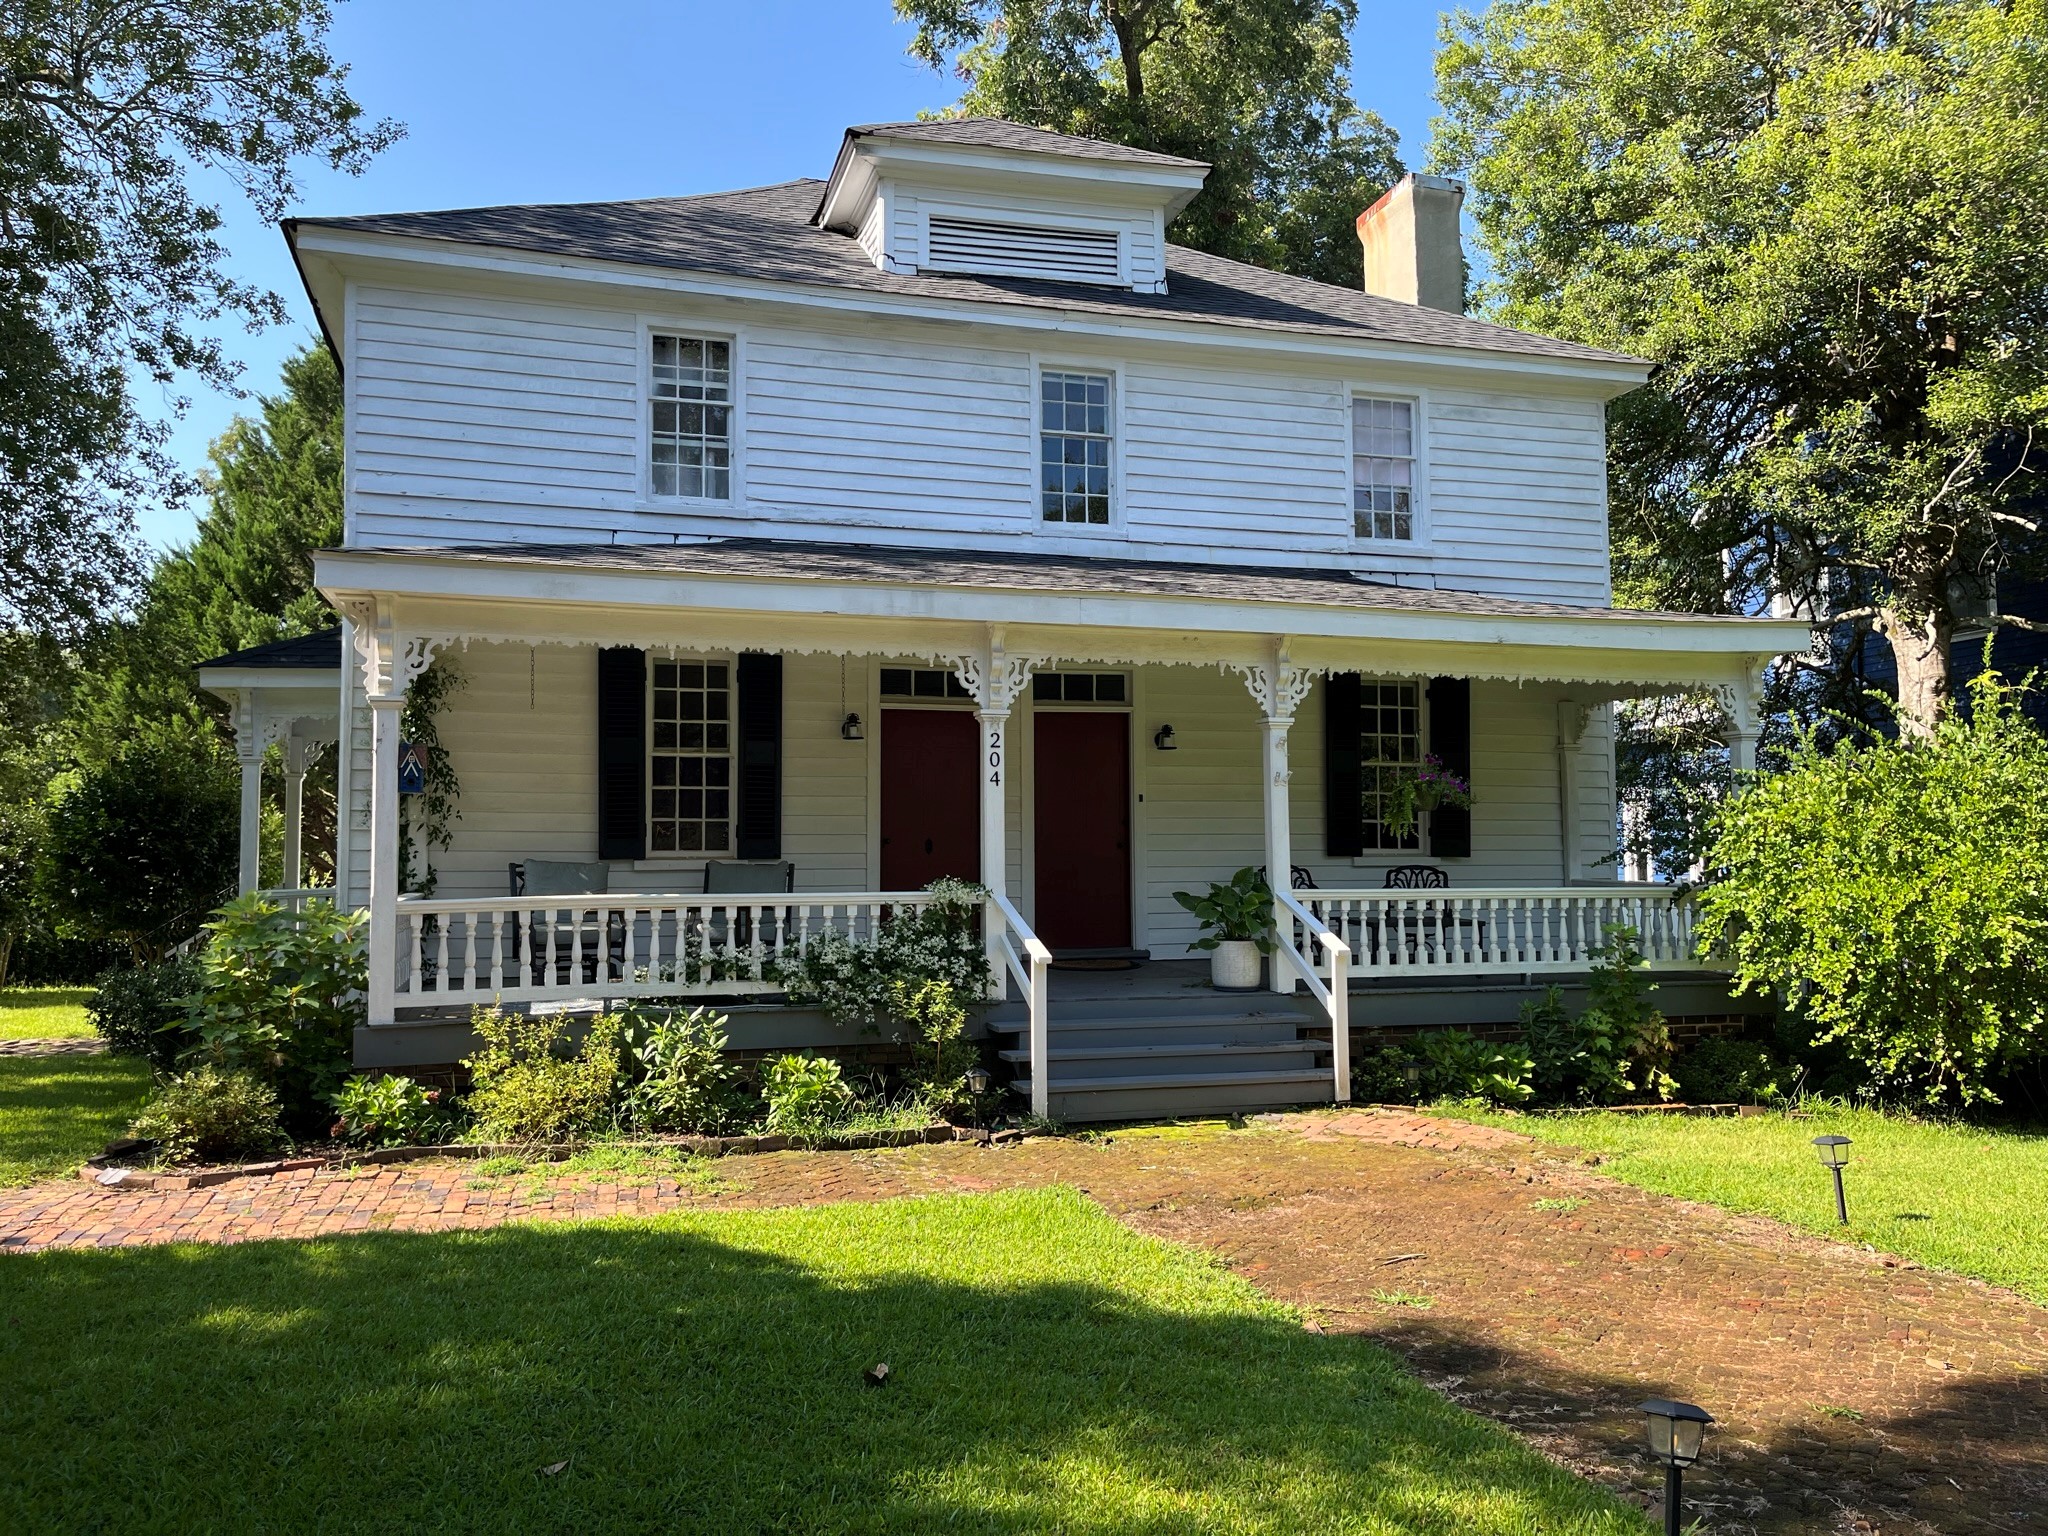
[1812,1134,1852,1223]
[965,1064,992,1096]
[1638,1398,1713,1536]
[840,712,865,741]
[1153,724,1177,750]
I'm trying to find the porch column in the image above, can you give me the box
[1556,702,1590,885]
[1233,640,1311,996]
[1717,661,1765,774]
[949,630,1039,993]
[232,696,263,896]
[282,735,308,891]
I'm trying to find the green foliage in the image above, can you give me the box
[39,741,237,958]
[184,894,365,1121]
[1173,866,1276,952]
[896,0,1404,286]
[0,796,45,987]
[397,659,462,894]
[131,1065,283,1164]
[617,1006,749,1135]
[1523,931,1675,1105]
[1698,672,2048,1104]
[329,1073,447,1148]
[0,7,398,639]
[1348,1038,1423,1104]
[779,877,990,1030]
[760,1053,854,1140]
[1414,1029,1534,1106]
[1672,1037,1787,1108]
[1434,0,2048,726]
[893,977,978,1112]
[1382,756,1474,840]
[462,1006,621,1144]
[86,958,201,1069]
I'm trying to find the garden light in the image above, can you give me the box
[1812,1134,1852,1224]
[966,1064,992,1096]
[1638,1398,1713,1536]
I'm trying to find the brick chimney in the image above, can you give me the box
[1356,173,1466,314]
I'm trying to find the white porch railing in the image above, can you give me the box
[1274,888,1352,1103]
[1303,886,1704,975]
[391,891,941,1009]
[259,887,331,915]
[987,892,1052,1118]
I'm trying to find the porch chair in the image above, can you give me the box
[507,859,622,986]
[1371,864,1487,960]
[700,859,796,953]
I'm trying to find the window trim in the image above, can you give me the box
[1346,386,1431,549]
[1028,354,1125,533]
[1348,674,1432,859]
[639,320,746,507]
[643,652,737,861]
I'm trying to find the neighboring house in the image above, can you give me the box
[206,118,1810,1120]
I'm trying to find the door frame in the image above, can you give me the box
[864,662,981,889]
[1019,668,1146,953]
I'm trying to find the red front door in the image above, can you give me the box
[880,709,979,889]
[1033,711,1132,951]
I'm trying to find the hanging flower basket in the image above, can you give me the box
[1384,755,1474,839]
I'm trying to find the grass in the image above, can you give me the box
[0,986,95,1041]
[0,1187,1649,1533]
[0,1054,153,1186]
[1439,1102,2048,1303]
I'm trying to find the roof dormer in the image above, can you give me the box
[813,118,1208,296]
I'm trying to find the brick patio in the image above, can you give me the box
[3,1109,2044,1534]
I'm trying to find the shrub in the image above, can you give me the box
[184,894,366,1124]
[462,1006,620,1143]
[39,739,238,960]
[88,957,201,1068]
[618,1006,749,1135]
[760,1053,852,1139]
[779,877,990,1031]
[1699,671,2048,1105]
[1414,1029,1534,1106]
[1349,1038,1423,1104]
[1672,1037,1787,1106]
[1521,930,1674,1106]
[330,1073,447,1147]
[893,977,977,1112]
[132,1066,283,1164]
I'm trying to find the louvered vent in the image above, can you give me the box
[924,215,1123,285]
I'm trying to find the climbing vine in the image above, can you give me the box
[399,659,463,894]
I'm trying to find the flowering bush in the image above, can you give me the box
[132,1066,284,1163]
[462,1006,620,1143]
[779,877,989,1031]
[760,1053,853,1139]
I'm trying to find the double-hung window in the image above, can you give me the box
[1352,396,1416,541]
[1359,679,1424,851]
[650,660,732,853]
[1040,369,1113,525]
[650,334,732,499]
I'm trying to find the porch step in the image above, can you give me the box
[995,1040,1323,1070]
[1009,1066,1336,1124]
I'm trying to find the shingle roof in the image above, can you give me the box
[295,180,1640,367]
[361,539,1765,627]
[195,627,342,671]
[846,117,1209,169]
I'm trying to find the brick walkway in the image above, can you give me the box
[4,1111,2045,1534]
[0,1037,104,1057]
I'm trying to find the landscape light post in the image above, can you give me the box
[1812,1134,1852,1224]
[1639,1398,1713,1536]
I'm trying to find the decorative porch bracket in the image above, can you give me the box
[940,628,1043,998]
[1229,640,1315,996]
[1713,658,1768,773]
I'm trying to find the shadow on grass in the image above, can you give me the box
[0,1188,1644,1534]
[0,1054,151,1186]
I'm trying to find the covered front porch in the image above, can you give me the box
[315,540,1807,1119]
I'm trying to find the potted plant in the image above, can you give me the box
[1173,867,1277,990]
[1384,755,1474,839]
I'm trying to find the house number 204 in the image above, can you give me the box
[988,726,1003,784]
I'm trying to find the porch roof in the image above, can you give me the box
[316,538,1812,693]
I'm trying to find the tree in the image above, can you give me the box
[0,1,397,637]
[895,0,1404,286]
[1434,0,2048,733]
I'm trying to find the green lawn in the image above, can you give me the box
[0,986,95,1040]
[1442,1104,2048,1303]
[0,1188,1647,1533]
[0,1055,153,1187]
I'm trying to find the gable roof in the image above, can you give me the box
[289,179,1641,369]
[194,628,342,673]
[842,117,1209,169]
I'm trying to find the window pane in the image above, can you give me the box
[1353,397,1417,541]
[648,655,736,854]
[651,333,734,499]
[1041,369,1113,525]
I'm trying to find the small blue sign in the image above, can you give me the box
[397,741,427,795]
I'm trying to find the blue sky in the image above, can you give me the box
[143,0,1451,549]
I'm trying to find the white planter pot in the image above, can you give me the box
[1210,940,1262,991]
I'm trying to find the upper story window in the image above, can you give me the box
[650,659,732,853]
[1353,396,1416,541]
[651,335,732,499]
[1359,679,1423,851]
[1041,369,1113,525]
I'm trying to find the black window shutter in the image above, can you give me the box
[1428,676,1473,858]
[597,647,647,861]
[735,652,783,860]
[1324,671,1364,858]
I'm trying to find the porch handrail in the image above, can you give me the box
[986,890,1052,1119]
[1274,888,1351,1104]
[1305,885,1704,973]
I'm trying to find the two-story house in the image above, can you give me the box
[203,118,1808,1120]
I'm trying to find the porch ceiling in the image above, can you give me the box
[315,538,1813,692]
